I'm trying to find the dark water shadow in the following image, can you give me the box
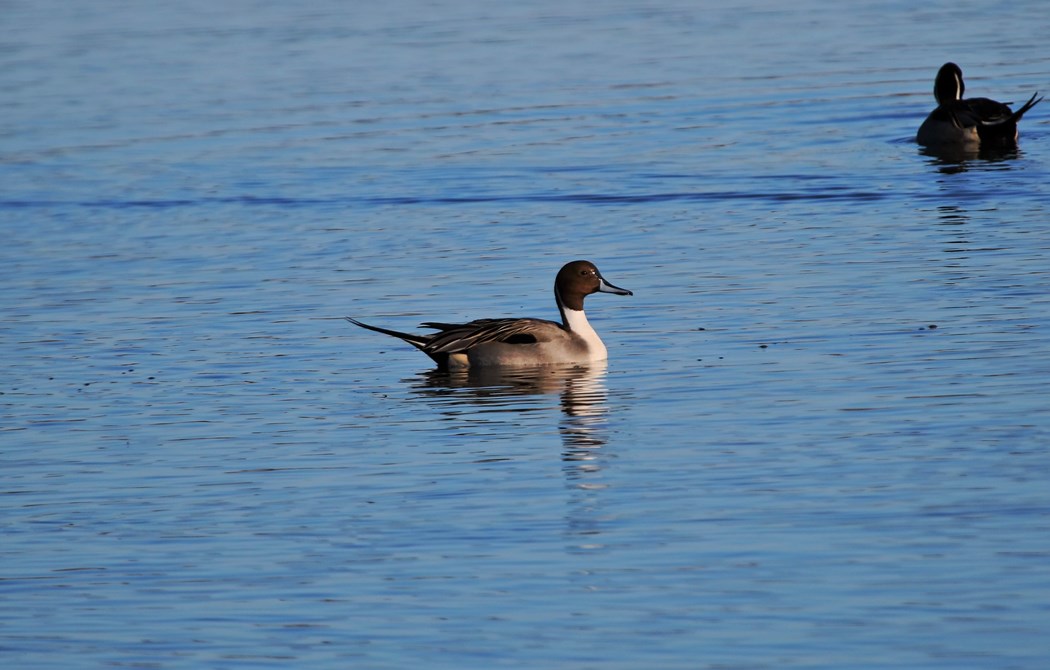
[0,187,894,211]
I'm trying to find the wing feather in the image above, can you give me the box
[420,318,563,354]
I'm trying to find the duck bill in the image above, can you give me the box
[597,276,633,296]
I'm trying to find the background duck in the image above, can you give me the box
[917,62,1042,148]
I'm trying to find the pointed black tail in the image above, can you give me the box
[345,317,430,348]
[346,317,453,370]
[1011,91,1043,123]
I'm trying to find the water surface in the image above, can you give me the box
[3,1,1050,668]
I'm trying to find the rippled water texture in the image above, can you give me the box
[3,1,1050,668]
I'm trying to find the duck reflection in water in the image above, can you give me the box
[407,361,612,461]
[921,142,1024,168]
[407,362,617,552]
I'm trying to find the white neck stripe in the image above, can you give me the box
[563,307,607,360]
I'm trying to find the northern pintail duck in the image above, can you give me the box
[347,260,632,370]
[917,62,1042,148]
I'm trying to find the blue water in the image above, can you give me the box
[3,1,1050,668]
